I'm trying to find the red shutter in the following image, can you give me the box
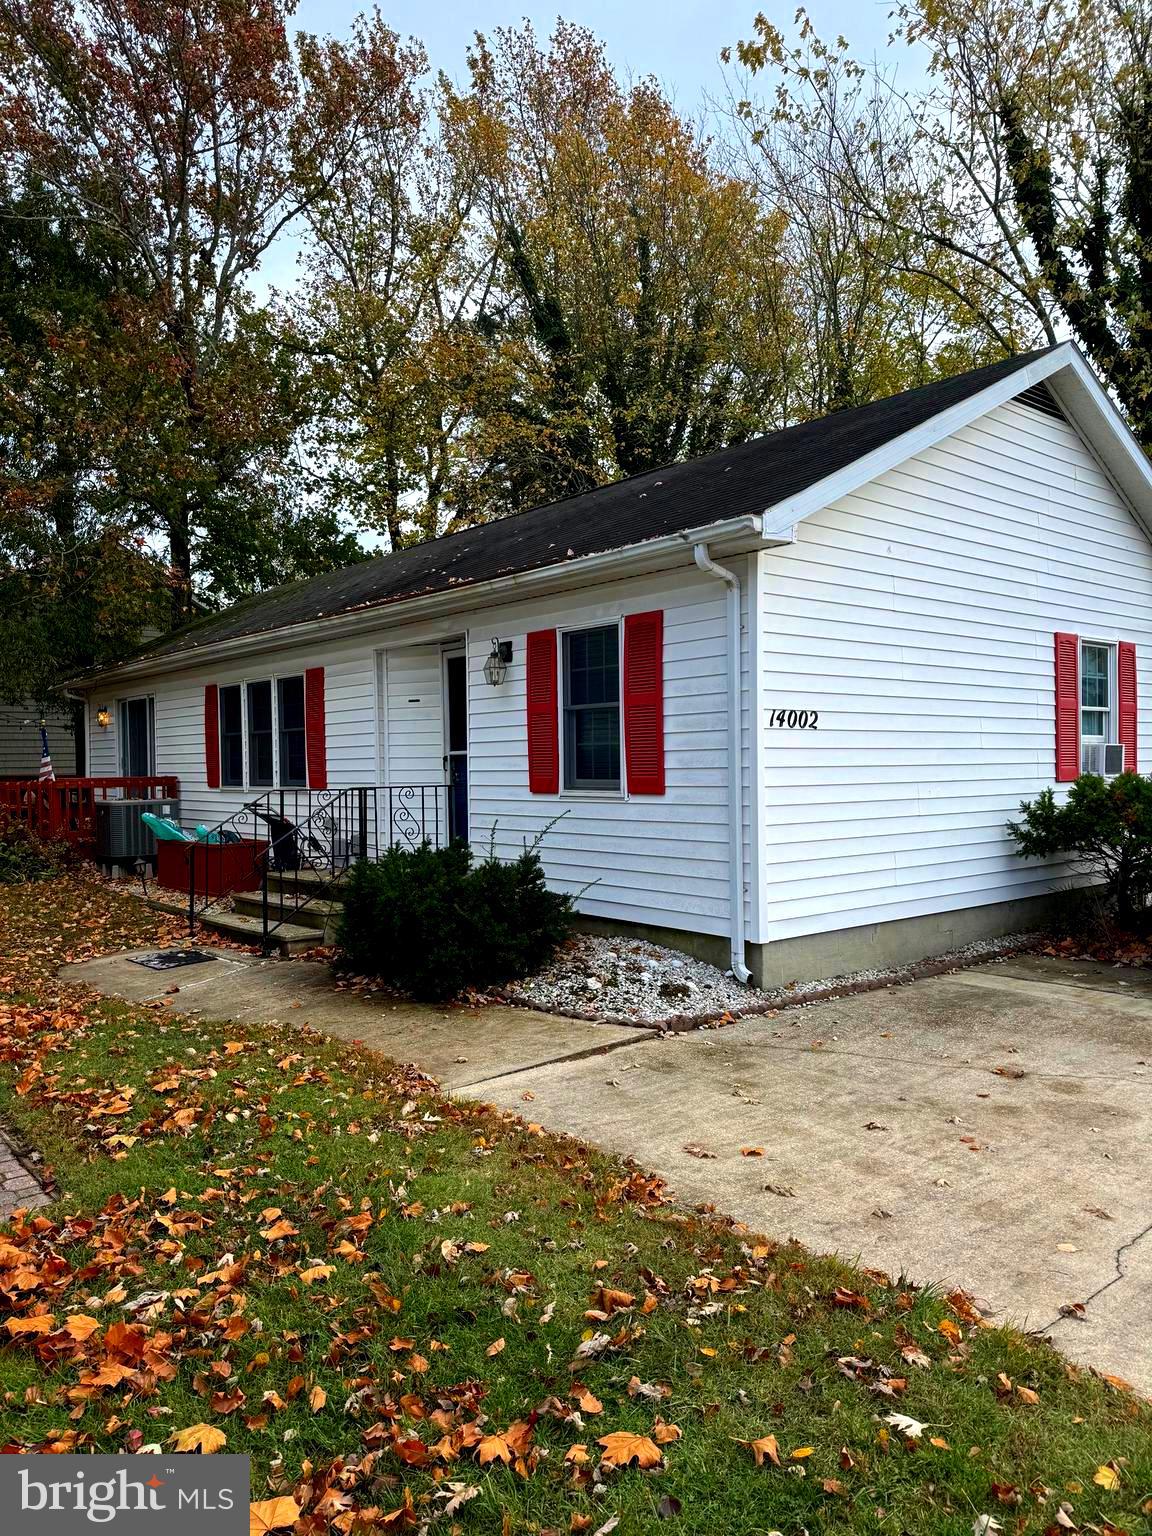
[624,610,665,795]
[1118,640,1138,773]
[1054,631,1080,782]
[305,667,327,789]
[526,629,559,793]
[204,684,220,789]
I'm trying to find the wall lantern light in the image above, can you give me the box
[96,705,112,730]
[483,638,513,687]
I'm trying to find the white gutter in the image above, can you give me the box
[72,513,780,689]
[691,542,752,985]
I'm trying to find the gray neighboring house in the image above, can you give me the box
[0,704,77,779]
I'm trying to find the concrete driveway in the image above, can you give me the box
[63,946,1152,1391]
[469,955,1152,1392]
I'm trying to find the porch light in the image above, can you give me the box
[483,637,513,687]
[96,706,112,729]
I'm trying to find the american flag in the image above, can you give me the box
[38,721,55,782]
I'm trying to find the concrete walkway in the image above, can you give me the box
[62,946,1152,1391]
[62,946,648,1088]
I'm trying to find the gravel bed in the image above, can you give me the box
[500,930,1042,1029]
[501,935,752,1024]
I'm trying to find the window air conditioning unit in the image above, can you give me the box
[1081,743,1124,776]
[95,798,181,864]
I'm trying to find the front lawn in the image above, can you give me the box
[0,874,1149,1534]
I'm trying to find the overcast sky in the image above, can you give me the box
[291,0,901,107]
[261,0,909,291]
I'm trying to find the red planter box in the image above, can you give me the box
[156,838,268,898]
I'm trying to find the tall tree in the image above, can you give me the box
[725,10,1041,415]
[292,16,504,548]
[445,21,795,513]
[899,0,1152,440]
[0,178,168,707]
[0,0,375,621]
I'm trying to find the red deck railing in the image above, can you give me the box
[0,777,179,851]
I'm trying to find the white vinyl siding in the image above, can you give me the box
[753,396,1152,942]
[79,565,739,940]
[465,568,733,936]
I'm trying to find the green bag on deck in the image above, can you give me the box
[140,812,194,842]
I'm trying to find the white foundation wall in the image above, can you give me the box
[83,560,741,940]
[753,396,1152,943]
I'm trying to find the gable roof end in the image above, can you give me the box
[760,342,1152,543]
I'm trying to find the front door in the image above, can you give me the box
[443,648,468,843]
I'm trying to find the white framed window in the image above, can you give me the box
[1080,639,1119,774]
[562,624,622,792]
[118,696,155,776]
[217,675,306,789]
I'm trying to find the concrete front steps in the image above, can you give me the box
[144,868,350,956]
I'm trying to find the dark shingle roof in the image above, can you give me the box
[123,347,1053,665]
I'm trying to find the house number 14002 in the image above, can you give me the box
[769,709,819,729]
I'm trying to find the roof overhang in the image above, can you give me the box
[75,343,1151,694]
[759,342,1152,543]
[71,514,790,690]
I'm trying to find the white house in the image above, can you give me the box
[71,343,1152,986]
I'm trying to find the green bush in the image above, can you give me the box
[335,837,573,1001]
[1007,771,1152,926]
[0,824,75,884]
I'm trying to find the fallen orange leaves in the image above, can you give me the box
[597,1430,663,1468]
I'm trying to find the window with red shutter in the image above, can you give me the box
[1054,632,1079,782]
[204,684,220,789]
[623,610,665,795]
[304,667,327,789]
[1118,641,1138,773]
[526,629,559,793]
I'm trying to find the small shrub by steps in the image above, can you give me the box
[336,838,572,1001]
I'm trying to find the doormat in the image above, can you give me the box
[129,950,218,971]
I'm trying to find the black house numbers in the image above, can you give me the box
[768,708,819,729]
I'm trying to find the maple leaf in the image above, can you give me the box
[597,1431,663,1468]
[6,1313,56,1336]
[573,1387,603,1414]
[249,1496,301,1534]
[259,1219,298,1241]
[309,1384,326,1412]
[486,1337,506,1357]
[169,1423,227,1454]
[62,1314,100,1342]
[477,1433,513,1465]
[938,1317,963,1345]
[1093,1463,1121,1490]
[738,1433,781,1467]
[831,1287,871,1310]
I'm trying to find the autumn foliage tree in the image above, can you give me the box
[292,16,505,547]
[442,21,794,515]
[728,0,1152,442]
[0,0,372,624]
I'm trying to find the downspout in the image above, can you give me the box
[691,543,752,984]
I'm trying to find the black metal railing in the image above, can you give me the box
[182,785,444,944]
[255,785,445,950]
